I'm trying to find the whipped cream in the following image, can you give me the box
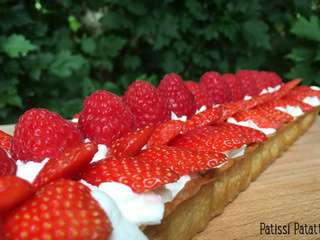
[171,112,187,122]
[260,85,281,95]
[16,158,49,183]
[71,118,79,123]
[303,96,320,107]
[227,117,276,136]
[91,144,108,163]
[81,181,148,240]
[275,106,304,117]
[243,95,252,101]
[195,105,207,115]
[95,176,191,226]
[311,86,320,91]
[224,145,247,159]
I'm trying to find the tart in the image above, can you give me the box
[0,70,319,240]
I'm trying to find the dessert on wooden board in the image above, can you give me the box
[0,70,319,240]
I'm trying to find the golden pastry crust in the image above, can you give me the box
[144,107,319,240]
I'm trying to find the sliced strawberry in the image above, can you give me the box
[220,101,245,120]
[0,130,12,153]
[138,146,227,176]
[171,123,266,154]
[286,86,320,101]
[4,179,111,240]
[243,92,274,110]
[33,143,98,189]
[147,120,185,147]
[272,79,301,100]
[265,98,314,112]
[170,125,248,153]
[0,176,34,212]
[0,148,16,177]
[233,110,283,129]
[294,86,320,96]
[82,156,179,193]
[184,106,223,131]
[254,105,294,123]
[110,125,155,157]
[220,123,267,143]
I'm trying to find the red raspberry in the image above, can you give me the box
[123,80,170,129]
[185,81,213,109]
[200,71,232,104]
[11,109,83,162]
[235,70,260,96]
[79,90,135,145]
[222,73,244,101]
[158,73,195,117]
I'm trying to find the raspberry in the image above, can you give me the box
[158,73,195,117]
[123,80,170,129]
[185,81,213,109]
[222,73,244,101]
[11,109,83,162]
[79,90,135,145]
[200,71,232,104]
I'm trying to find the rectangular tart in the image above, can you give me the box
[143,107,319,240]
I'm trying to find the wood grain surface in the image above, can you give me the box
[1,119,320,240]
[195,117,320,240]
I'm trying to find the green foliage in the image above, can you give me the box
[0,0,319,123]
[286,15,320,85]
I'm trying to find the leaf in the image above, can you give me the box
[49,51,85,78]
[82,77,98,96]
[242,20,270,49]
[1,34,37,58]
[103,82,122,95]
[99,35,127,58]
[124,55,141,71]
[291,16,320,42]
[68,15,81,32]
[286,47,314,62]
[286,63,315,85]
[185,0,207,21]
[81,37,96,55]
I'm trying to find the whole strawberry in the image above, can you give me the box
[267,71,283,86]
[185,81,213,109]
[200,71,232,104]
[11,109,83,162]
[222,73,244,101]
[3,179,112,240]
[123,80,170,129]
[158,73,195,117]
[79,90,135,145]
[235,70,260,96]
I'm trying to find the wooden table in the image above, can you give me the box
[196,117,320,240]
[2,119,320,240]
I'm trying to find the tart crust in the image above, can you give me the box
[144,107,319,240]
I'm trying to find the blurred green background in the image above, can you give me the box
[0,0,320,124]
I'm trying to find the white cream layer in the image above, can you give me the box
[275,106,304,117]
[303,96,320,107]
[227,117,276,135]
[171,112,187,122]
[94,176,191,226]
[81,180,149,240]
[16,158,49,183]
